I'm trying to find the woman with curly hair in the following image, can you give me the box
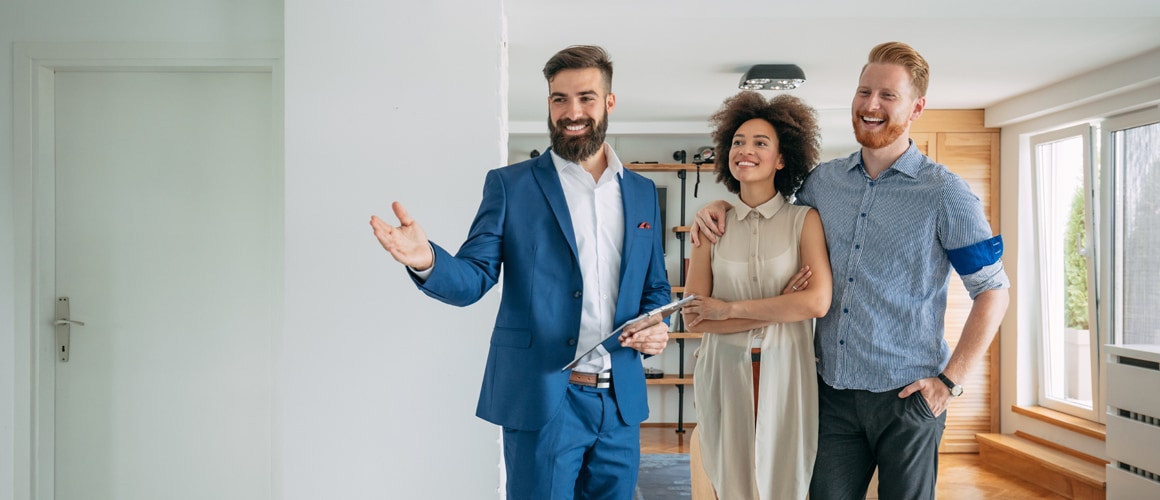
[681,92,833,499]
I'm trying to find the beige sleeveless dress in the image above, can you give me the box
[693,195,818,500]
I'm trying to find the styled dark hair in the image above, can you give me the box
[542,45,613,93]
[709,92,820,196]
[863,41,930,98]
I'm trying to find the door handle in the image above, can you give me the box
[55,297,84,362]
[54,319,86,327]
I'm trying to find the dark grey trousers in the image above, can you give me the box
[809,376,947,500]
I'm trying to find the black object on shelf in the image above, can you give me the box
[675,168,689,433]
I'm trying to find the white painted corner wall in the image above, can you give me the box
[991,47,1160,460]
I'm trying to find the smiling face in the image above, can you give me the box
[728,118,783,189]
[851,62,925,150]
[546,67,615,163]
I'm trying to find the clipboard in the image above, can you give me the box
[561,294,697,371]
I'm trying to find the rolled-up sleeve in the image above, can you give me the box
[941,177,1010,299]
[957,257,1010,299]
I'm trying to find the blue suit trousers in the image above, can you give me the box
[502,383,640,500]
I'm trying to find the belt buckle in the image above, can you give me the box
[570,370,611,388]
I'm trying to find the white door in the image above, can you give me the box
[51,70,278,500]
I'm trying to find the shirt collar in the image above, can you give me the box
[849,139,925,179]
[733,193,786,221]
[549,143,623,180]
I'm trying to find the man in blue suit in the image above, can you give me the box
[370,45,672,500]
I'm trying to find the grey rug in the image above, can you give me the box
[634,453,692,500]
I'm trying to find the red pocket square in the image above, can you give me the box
[638,221,651,229]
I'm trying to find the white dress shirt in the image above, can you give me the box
[552,145,625,374]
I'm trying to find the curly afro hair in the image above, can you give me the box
[709,92,820,197]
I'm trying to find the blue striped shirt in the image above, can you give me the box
[796,142,1010,392]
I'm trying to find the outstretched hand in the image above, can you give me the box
[369,202,434,270]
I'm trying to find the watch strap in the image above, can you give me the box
[937,373,963,397]
[937,373,956,389]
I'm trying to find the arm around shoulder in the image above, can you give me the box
[690,199,734,247]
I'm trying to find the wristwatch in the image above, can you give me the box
[937,373,964,397]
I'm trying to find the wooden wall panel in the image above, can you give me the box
[938,132,998,230]
[911,132,937,159]
[913,111,1002,453]
[911,109,993,134]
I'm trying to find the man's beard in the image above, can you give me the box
[852,112,907,149]
[549,110,609,163]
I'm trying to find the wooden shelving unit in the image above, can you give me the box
[646,375,696,386]
[628,161,712,433]
[624,163,704,172]
[669,332,704,340]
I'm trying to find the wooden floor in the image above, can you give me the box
[640,426,1066,499]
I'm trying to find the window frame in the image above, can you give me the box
[1029,123,1102,421]
[1102,106,1160,350]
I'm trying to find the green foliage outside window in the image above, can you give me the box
[1064,186,1089,330]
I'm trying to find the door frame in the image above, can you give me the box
[12,42,283,500]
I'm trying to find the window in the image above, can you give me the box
[1031,125,1099,420]
[1106,108,1160,347]
[1030,108,1160,422]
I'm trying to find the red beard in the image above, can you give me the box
[853,113,906,149]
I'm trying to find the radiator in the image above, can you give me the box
[1105,344,1160,499]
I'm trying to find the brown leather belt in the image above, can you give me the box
[569,371,611,389]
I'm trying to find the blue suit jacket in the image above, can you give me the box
[414,152,671,431]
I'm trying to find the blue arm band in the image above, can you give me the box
[947,235,1004,276]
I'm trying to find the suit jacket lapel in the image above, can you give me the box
[618,171,647,282]
[605,170,659,344]
[531,152,579,262]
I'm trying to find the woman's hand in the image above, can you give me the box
[781,265,812,295]
[681,296,732,328]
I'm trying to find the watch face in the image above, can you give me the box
[938,373,963,397]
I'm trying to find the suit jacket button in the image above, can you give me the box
[573,290,582,298]
[567,338,577,346]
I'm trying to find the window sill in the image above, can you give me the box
[1011,405,1106,441]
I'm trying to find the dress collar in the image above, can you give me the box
[733,192,786,221]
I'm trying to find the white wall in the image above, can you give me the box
[282,1,504,498]
[2,3,282,500]
[988,48,1160,459]
[0,21,13,500]
[4,1,508,499]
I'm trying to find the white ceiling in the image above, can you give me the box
[504,1,1160,153]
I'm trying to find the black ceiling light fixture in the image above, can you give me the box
[739,64,806,91]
